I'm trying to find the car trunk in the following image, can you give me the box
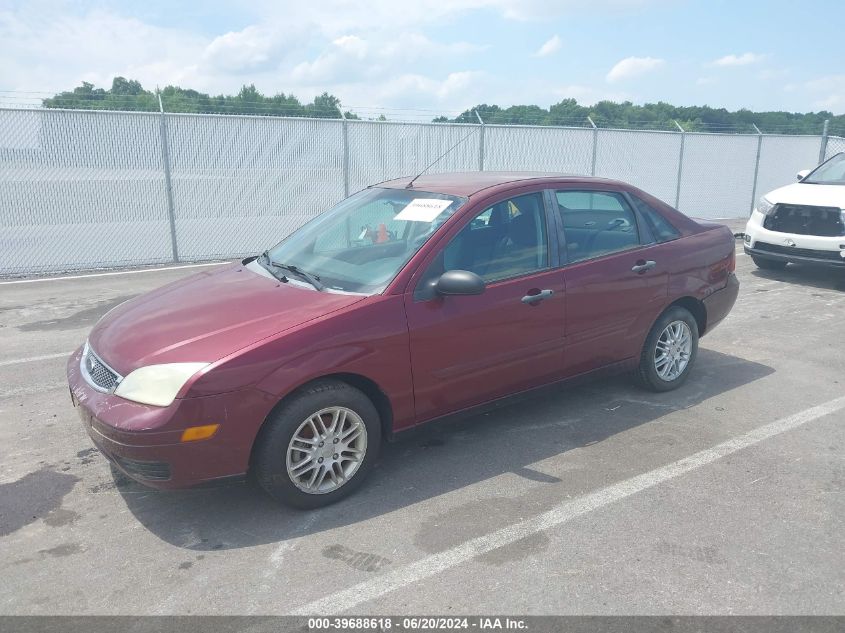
[764,203,845,237]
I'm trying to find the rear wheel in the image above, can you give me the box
[635,306,699,392]
[254,380,381,509]
[752,256,787,271]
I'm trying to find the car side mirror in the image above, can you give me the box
[435,270,486,296]
[796,169,811,181]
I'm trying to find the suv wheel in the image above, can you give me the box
[254,380,381,508]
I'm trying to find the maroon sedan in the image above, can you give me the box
[68,173,738,508]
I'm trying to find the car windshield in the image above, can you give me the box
[804,153,845,185]
[261,187,465,294]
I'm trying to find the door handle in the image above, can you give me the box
[631,260,656,274]
[521,289,554,304]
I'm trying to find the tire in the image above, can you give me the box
[752,256,787,271]
[253,380,381,509]
[635,306,699,392]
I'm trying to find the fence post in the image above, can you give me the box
[157,90,179,263]
[749,123,763,213]
[341,109,350,197]
[673,120,685,209]
[819,119,830,164]
[474,110,485,171]
[587,116,598,176]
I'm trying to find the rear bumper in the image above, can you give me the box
[702,273,739,335]
[67,346,275,489]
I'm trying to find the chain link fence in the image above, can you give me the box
[824,135,845,160]
[0,107,836,277]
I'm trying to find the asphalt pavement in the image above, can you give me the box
[1,220,843,615]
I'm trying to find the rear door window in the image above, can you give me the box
[555,191,641,262]
[629,195,680,243]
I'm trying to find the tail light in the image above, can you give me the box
[708,250,734,284]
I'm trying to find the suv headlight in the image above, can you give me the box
[114,363,209,407]
[756,196,775,216]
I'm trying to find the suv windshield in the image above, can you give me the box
[261,187,465,294]
[804,153,845,185]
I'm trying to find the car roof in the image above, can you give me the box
[374,171,627,197]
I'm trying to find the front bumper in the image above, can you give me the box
[744,245,845,268]
[744,211,845,268]
[67,346,275,489]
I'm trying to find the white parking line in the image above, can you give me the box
[291,394,845,615]
[0,261,229,285]
[0,352,72,367]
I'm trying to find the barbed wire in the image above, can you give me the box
[0,91,837,135]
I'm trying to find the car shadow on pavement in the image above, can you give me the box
[115,348,773,550]
[750,264,845,292]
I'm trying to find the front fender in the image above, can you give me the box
[251,295,415,432]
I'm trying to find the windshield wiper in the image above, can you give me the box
[261,252,324,291]
[259,251,289,283]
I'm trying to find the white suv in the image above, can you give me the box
[744,152,845,270]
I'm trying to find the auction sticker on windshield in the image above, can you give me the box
[394,198,453,222]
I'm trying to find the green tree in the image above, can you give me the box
[43,78,345,119]
[435,99,842,134]
[42,79,845,133]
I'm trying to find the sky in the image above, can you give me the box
[1,0,844,117]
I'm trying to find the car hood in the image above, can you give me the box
[88,263,365,375]
[766,182,845,208]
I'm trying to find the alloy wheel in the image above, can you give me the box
[285,406,368,494]
[654,320,692,381]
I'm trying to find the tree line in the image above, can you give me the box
[42,77,358,119]
[436,101,841,133]
[43,78,841,134]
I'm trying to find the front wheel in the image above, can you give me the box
[254,380,381,509]
[752,256,787,271]
[635,306,699,392]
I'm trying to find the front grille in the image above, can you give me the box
[763,204,844,237]
[81,344,122,392]
[113,455,171,481]
[755,242,844,261]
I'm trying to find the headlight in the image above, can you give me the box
[114,363,209,407]
[756,196,775,216]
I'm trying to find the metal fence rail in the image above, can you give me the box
[0,107,836,277]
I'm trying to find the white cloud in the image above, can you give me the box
[553,84,631,105]
[291,32,484,84]
[291,35,371,83]
[802,75,845,113]
[0,9,208,93]
[487,0,659,21]
[201,25,301,73]
[606,56,665,83]
[815,94,844,111]
[336,71,491,113]
[711,52,765,67]
[0,1,692,115]
[248,0,661,33]
[534,35,562,57]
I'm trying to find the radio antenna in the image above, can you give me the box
[406,125,481,189]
